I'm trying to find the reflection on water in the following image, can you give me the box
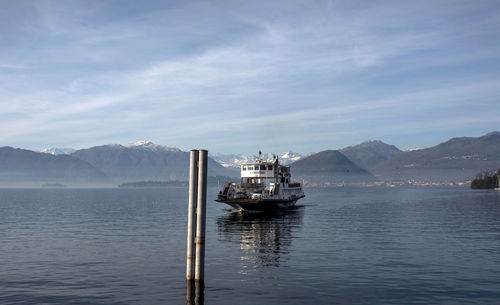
[186,280,204,305]
[4,188,500,304]
[216,207,304,271]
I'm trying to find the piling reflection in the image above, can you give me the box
[216,207,304,270]
[186,280,204,305]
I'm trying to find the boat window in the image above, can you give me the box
[268,165,273,170]
[248,165,254,170]
[242,166,247,170]
[260,165,266,170]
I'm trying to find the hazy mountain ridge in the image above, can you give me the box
[0,146,106,186]
[373,132,500,181]
[40,141,179,156]
[71,142,237,182]
[290,150,377,185]
[340,140,402,170]
[2,132,499,186]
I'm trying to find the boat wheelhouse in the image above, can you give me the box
[216,153,305,211]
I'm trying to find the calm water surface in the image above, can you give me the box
[1,186,500,304]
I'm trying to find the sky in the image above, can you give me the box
[1,0,499,154]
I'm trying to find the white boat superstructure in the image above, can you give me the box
[216,153,305,211]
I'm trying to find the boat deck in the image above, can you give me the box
[215,195,305,211]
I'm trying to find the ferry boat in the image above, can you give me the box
[216,152,305,211]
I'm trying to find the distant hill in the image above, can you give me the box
[71,141,237,182]
[0,146,106,185]
[340,140,402,170]
[290,150,377,184]
[373,131,500,181]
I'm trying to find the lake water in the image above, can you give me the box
[1,186,500,304]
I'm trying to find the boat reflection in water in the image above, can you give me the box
[216,207,304,271]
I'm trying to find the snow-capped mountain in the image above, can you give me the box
[210,151,304,168]
[209,153,255,168]
[40,141,180,155]
[71,141,235,181]
[40,148,76,155]
[280,151,303,164]
[125,140,181,152]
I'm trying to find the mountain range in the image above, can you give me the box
[372,132,500,181]
[0,146,105,186]
[0,141,237,186]
[1,131,499,186]
[71,141,237,182]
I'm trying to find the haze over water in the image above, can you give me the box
[1,186,500,304]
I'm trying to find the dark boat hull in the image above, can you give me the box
[215,195,304,211]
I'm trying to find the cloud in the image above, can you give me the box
[0,63,29,70]
[0,0,499,153]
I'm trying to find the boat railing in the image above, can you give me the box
[240,182,264,188]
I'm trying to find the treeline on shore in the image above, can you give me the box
[471,170,500,189]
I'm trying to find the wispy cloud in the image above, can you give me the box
[0,0,499,152]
